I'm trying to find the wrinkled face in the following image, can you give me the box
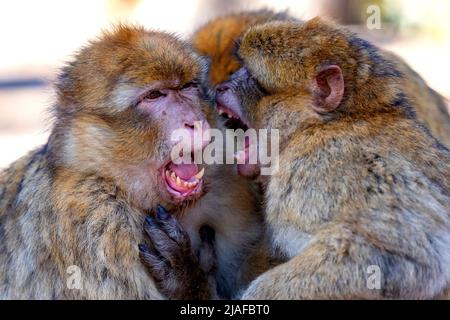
[110,53,212,205]
[59,30,212,207]
[214,22,347,179]
[118,78,211,204]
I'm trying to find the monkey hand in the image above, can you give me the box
[139,205,217,300]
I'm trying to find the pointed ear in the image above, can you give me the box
[312,65,344,114]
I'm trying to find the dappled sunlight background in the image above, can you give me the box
[0,0,449,168]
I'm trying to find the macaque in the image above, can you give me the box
[192,9,292,86]
[143,18,450,299]
[0,25,262,299]
[192,10,450,147]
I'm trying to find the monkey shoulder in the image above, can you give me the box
[0,145,60,298]
[0,145,49,209]
[264,135,450,260]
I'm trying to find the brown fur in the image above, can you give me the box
[385,51,450,147]
[192,10,450,147]
[192,9,293,86]
[0,25,262,299]
[232,18,450,299]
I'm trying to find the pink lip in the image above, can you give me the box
[217,104,241,119]
[216,103,251,131]
[161,162,204,202]
[165,175,203,199]
[236,142,260,179]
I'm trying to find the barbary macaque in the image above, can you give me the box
[192,10,450,147]
[142,18,450,299]
[192,9,293,86]
[0,25,262,299]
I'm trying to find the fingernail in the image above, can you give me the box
[156,204,169,220]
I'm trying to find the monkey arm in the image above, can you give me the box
[51,173,164,299]
[139,205,218,300]
[241,222,448,300]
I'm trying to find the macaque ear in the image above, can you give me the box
[312,65,344,114]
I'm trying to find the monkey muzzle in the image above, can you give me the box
[162,160,205,202]
[215,81,260,179]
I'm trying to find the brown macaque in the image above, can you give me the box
[192,10,450,148]
[143,18,450,299]
[0,25,262,299]
[192,9,293,86]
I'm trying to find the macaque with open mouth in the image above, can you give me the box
[142,18,450,299]
[0,25,263,299]
[193,9,450,148]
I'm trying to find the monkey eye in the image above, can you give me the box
[144,90,166,100]
[181,81,199,90]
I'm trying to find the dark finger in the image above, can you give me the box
[155,204,191,248]
[138,243,169,282]
[144,215,183,265]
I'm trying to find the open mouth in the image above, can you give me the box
[162,160,205,201]
[217,104,249,131]
[216,104,260,179]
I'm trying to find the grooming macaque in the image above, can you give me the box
[192,10,450,147]
[0,25,262,299]
[143,18,450,299]
[192,9,292,86]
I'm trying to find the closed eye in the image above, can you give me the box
[181,81,199,90]
[144,90,166,100]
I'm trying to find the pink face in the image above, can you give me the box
[135,81,211,203]
[214,64,345,180]
[215,69,261,179]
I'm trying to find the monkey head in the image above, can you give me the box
[192,10,292,86]
[215,18,394,178]
[51,26,211,210]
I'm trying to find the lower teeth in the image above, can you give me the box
[165,170,199,189]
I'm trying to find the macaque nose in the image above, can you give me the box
[184,123,195,130]
[184,120,211,150]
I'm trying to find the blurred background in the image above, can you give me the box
[0,0,449,168]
